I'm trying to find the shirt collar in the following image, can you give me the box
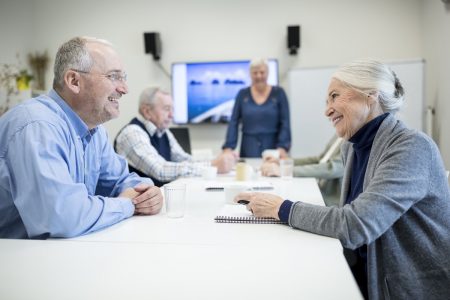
[136,114,166,137]
[48,89,98,140]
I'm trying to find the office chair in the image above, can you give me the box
[170,127,191,154]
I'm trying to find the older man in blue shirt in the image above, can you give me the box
[0,36,163,239]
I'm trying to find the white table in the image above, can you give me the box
[0,177,362,300]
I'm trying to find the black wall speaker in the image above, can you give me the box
[287,25,300,55]
[144,32,161,60]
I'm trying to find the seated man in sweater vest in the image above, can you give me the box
[114,87,236,186]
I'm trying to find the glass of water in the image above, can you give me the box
[164,183,186,218]
[280,158,294,180]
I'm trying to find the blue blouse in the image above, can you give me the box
[223,86,291,157]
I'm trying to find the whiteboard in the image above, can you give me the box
[287,60,425,157]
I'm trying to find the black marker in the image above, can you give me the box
[237,200,250,205]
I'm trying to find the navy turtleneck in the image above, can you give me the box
[278,113,389,224]
[346,112,389,205]
[344,112,389,298]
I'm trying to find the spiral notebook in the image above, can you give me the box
[214,204,286,224]
[205,181,274,192]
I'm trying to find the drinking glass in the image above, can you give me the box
[280,158,294,180]
[164,184,186,218]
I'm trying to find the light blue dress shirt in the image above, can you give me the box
[0,90,152,239]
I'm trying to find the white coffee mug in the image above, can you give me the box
[224,185,251,204]
[202,166,217,180]
[262,149,280,160]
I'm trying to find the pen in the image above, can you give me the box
[237,200,250,205]
[205,187,223,191]
[251,186,274,191]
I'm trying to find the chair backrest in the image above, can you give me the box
[170,127,191,154]
[319,136,343,164]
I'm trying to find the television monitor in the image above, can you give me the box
[171,59,279,124]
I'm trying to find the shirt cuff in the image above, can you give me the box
[118,198,135,218]
[278,199,294,223]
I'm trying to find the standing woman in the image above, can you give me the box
[236,59,450,299]
[222,58,291,158]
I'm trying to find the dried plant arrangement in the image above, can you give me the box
[28,51,49,91]
[0,63,19,115]
[0,54,33,116]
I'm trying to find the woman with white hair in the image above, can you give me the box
[222,58,291,158]
[235,59,450,299]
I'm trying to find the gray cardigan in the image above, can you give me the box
[289,114,450,299]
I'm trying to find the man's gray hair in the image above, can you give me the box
[52,36,113,90]
[138,86,169,114]
[332,59,405,114]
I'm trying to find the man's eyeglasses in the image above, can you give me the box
[72,69,127,82]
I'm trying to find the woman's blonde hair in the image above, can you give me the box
[249,58,269,70]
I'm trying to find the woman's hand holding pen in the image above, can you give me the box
[234,192,284,220]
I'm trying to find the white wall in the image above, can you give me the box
[4,0,447,167]
[423,0,450,168]
[0,1,34,63]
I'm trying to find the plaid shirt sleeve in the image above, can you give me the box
[115,125,203,182]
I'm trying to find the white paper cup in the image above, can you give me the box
[224,185,251,204]
[202,166,218,180]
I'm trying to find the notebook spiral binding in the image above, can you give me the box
[214,216,286,224]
